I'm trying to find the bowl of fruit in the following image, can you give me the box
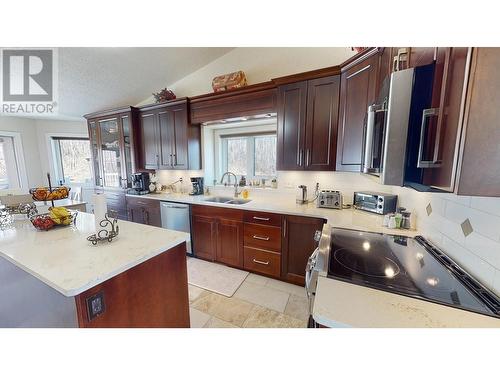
[30,207,77,231]
[30,214,56,231]
[29,186,70,201]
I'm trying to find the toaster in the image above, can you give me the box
[317,190,342,209]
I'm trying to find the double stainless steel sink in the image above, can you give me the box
[204,196,251,205]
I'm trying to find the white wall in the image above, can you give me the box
[137,47,356,105]
[0,116,88,192]
[0,117,44,188]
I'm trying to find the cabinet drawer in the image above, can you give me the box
[244,223,281,252]
[243,211,282,227]
[243,247,281,278]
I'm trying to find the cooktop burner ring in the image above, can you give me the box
[333,247,401,278]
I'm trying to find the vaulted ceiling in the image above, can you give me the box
[57,47,234,119]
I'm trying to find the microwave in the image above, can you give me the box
[361,61,464,192]
[353,191,398,215]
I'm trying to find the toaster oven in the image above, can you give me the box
[353,191,397,215]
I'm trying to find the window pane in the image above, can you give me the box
[227,138,247,176]
[59,139,92,184]
[254,135,276,177]
[0,141,8,189]
[0,136,21,190]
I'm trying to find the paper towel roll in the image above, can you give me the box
[92,193,107,234]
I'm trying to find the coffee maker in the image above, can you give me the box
[129,172,150,195]
[190,177,204,195]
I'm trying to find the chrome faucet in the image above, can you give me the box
[220,172,240,198]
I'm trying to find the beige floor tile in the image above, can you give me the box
[284,294,310,321]
[189,307,211,328]
[191,292,225,315]
[188,284,209,303]
[234,281,290,312]
[266,278,306,297]
[245,273,272,286]
[204,317,239,328]
[211,297,254,327]
[243,305,306,328]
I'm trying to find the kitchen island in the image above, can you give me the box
[0,212,190,328]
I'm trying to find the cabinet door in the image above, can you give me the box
[216,218,244,268]
[143,205,162,227]
[88,121,103,187]
[276,81,308,170]
[192,215,217,261]
[127,206,145,224]
[456,48,500,196]
[282,215,324,285]
[159,110,173,169]
[98,118,123,188]
[336,54,379,172]
[304,75,340,170]
[423,48,470,191]
[121,114,134,187]
[140,112,160,169]
[171,104,189,169]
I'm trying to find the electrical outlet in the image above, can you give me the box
[86,291,105,321]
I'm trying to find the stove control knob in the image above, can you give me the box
[378,204,383,209]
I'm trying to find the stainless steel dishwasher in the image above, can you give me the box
[160,202,192,254]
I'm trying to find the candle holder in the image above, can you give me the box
[87,214,119,245]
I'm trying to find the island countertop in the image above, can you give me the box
[0,212,189,297]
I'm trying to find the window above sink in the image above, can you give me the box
[201,116,277,186]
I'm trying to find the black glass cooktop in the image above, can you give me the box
[327,228,500,317]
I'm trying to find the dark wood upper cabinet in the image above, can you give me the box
[277,75,340,171]
[305,76,340,170]
[336,53,379,172]
[140,112,160,170]
[276,81,308,170]
[282,215,325,286]
[455,48,500,196]
[138,99,201,171]
[190,83,277,124]
[84,106,140,189]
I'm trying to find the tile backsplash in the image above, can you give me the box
[156,169,500,296]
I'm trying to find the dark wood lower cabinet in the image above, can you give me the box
[75,243,189,328]
[191,205,244,265]
[216,218,244,268]
[125,196,161,227]
[191,214,217,261]
[191,205,327,286]
[282,215,325,285]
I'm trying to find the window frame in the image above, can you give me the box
[217,130,277,181]
[0,131,28,190]
[48,134,92,187]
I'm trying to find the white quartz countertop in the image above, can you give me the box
[128,192,417,237]
[0,212,189,297]
[312,276,500,328]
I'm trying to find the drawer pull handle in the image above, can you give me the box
[253,259,270,265]
[253,216,270,221]
[253,235,270,241]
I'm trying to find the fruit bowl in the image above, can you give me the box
[29,186,71,201]
[30,214,56,231]
[30,209,78,231]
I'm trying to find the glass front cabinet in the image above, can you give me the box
[84,107,141,220]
